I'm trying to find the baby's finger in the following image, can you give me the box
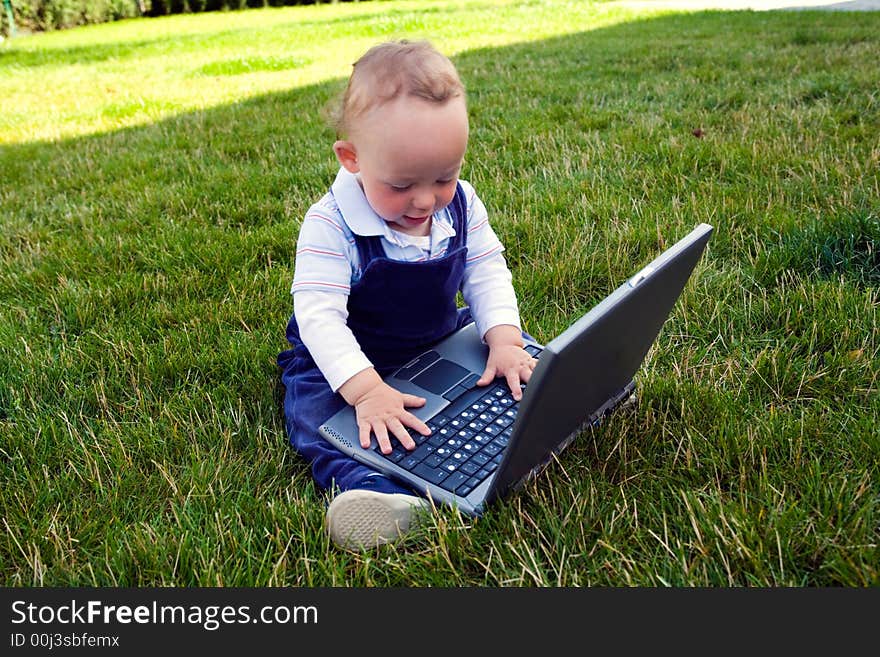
[506,370,523,400]
[401,393,427,408]
[358,422,373,450]
[373,424,393,455]
[402,411,431,437]
[388,418,416,451]
[477,365,496,386]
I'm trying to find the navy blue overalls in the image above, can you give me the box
[277,184,473,496]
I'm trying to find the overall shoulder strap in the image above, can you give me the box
[448,182,469,247]
[352,232,384,274]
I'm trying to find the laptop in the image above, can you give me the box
[320,223,713,516]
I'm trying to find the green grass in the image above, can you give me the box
[1,0,878,586]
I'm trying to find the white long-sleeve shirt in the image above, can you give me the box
[292,168,521,392]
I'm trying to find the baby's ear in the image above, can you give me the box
[333,141,359,173]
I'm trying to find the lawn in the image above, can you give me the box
[1,0,878,586]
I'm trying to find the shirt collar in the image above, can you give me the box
[331,168,386,237]
[330,167,457,243]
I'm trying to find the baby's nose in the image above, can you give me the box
[412,190,434,211]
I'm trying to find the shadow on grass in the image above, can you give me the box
[0,4,461,68]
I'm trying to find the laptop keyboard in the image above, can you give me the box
[373,344,543,497]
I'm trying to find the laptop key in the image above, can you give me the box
[441,457,462,473]
[431,415,452,427]
[483,443,502,457]
[444,437,464,450]
[466,476,485,489]
[472,452,490,466]
[412,431,431,445]
[400,455,422,471]
[434,446,456,459]
[442,385,469,401]
[411,444,435,462]
[423,453,446,468]
[433,425,456,440]
[413,463,449,485]
[460,373,481,389]
[440,471,471,493]
[460,461,481,476]
[381,448,407,463]
[428,433,449,448]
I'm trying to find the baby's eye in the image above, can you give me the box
[389,183,411,191]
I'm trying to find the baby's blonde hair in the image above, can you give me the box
[331,40,465,137]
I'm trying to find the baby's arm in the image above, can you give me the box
[457,181,534,398]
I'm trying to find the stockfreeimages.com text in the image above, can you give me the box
[11,600,317,632]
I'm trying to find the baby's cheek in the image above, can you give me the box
[441,186,458,207]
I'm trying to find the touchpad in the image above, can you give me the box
[411,359,470,394]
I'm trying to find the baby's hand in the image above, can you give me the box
[477,343,537,401]
[352,380,431,455]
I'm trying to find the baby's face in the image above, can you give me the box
[345,95,468,236]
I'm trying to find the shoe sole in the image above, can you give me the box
[326,489,428,550]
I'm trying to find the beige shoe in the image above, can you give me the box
[326,489,429,550]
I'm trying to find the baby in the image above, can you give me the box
[277,40,536,550]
